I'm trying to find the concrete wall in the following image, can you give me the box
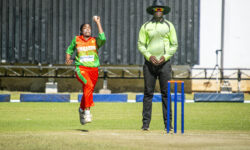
[192,0,250,93]
[196,0,250,69]
[1,76,249,93]
[192,80,250,92]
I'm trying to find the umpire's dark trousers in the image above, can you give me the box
[142,59,172,128]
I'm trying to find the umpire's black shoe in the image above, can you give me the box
[165,125,173,131]
[141,124,149,131]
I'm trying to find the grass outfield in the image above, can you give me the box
[0,102,250,150]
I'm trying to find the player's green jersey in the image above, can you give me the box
[66,33,106,67]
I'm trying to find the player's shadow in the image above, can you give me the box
[75,129,89,132]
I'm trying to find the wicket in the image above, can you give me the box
[167,80,185,134]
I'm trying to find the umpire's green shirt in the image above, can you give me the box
[137,19,178,61]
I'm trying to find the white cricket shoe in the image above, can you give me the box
[84,110,92,123]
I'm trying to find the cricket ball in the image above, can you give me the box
[93,16,98,21]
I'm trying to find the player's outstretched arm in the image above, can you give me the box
[93,16,103,34]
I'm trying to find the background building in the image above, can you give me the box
[1,0,250,92]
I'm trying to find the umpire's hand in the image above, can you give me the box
[158,56,165,65]
[149,56,159,65]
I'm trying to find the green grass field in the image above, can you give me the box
[0,102,250,150]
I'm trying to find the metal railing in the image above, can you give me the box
[0,65,250,80]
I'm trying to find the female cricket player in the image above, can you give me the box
[65,16,106,125]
